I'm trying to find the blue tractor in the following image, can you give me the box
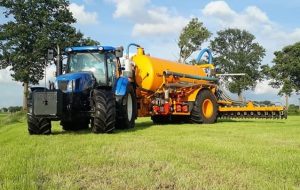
[27,45,137,134]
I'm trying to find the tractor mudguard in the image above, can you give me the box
[115,77,129,96]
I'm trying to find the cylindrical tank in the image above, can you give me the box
[132,48,209,92]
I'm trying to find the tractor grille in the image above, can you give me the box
[58,80,68,91]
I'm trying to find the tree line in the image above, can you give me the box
[1,106,22,113]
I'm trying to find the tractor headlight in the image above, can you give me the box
[67,79,76,92]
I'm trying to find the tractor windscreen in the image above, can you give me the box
[68,52,107,84]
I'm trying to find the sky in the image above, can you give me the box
[1,0,300,107]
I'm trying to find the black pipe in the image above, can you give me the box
[164,71,218,82]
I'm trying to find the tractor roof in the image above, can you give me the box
[65,45,115,53]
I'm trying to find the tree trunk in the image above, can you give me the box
[56,44,61,76]
[238,91,243,102]
[285,94,289,108]
[23,82,29,111]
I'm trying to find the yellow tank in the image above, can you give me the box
[132,48,209,92]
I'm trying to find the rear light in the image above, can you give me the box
[176,104,182,112]
[153,106,160,112]
[164,102,170,114]
[182,105,188,112]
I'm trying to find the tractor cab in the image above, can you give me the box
[55,46,123,93]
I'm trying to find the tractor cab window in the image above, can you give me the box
[106,53,117,86]
[68,52,106,84]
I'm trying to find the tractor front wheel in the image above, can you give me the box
[92,89,116,133]
[27,114,51,135]
[116,84,137,129]
[190,89,218,124]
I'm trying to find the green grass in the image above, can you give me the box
[0,112,26,126]
[0,116,299,189]
[0,113,8,120]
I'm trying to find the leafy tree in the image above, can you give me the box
[210,28,266,100]
[253,100,274,106]
[288,104,299,115]
[8,106,22,113]
[262,42,300,97]
[78,37,100,46]
[0,0,98,110]
[178,18,211,63]
[2,107,8,112]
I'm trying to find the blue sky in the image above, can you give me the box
[1,0,300,107]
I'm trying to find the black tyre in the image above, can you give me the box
[190,89,218,124]
[116,84,137,129]
[92,89,116,133]
[61,119,89,131]
[27,114,51,135]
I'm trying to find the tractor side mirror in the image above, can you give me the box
[47,49,54,60]
[115,46,124,58]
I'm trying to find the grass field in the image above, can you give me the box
[0,114,299,189]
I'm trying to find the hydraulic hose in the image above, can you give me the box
[195,48,213,64]
[126,43,141,58]
[164,71,218,82]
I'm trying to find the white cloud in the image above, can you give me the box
[0,67,19,84]
[132,8,187,36]
[202,1,273,32]
[244,6,269,23]
[109,0,188,36]
[69,3,98,25]
[111,0,150,20]
[202,1,236,20]
[253,80,279,95]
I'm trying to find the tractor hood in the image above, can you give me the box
[56,72,94,93]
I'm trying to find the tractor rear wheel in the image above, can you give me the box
[116,84,137,129]
[190,89,218,124]
[92,89,116,133]
[27,114,51,135]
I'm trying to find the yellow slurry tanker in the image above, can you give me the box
[123,43,286,124]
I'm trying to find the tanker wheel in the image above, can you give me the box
[116,84,137,129]
[61,119,89,131]
[92,89,116,133]
[190,89,218,124]
[27,114,51,135]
